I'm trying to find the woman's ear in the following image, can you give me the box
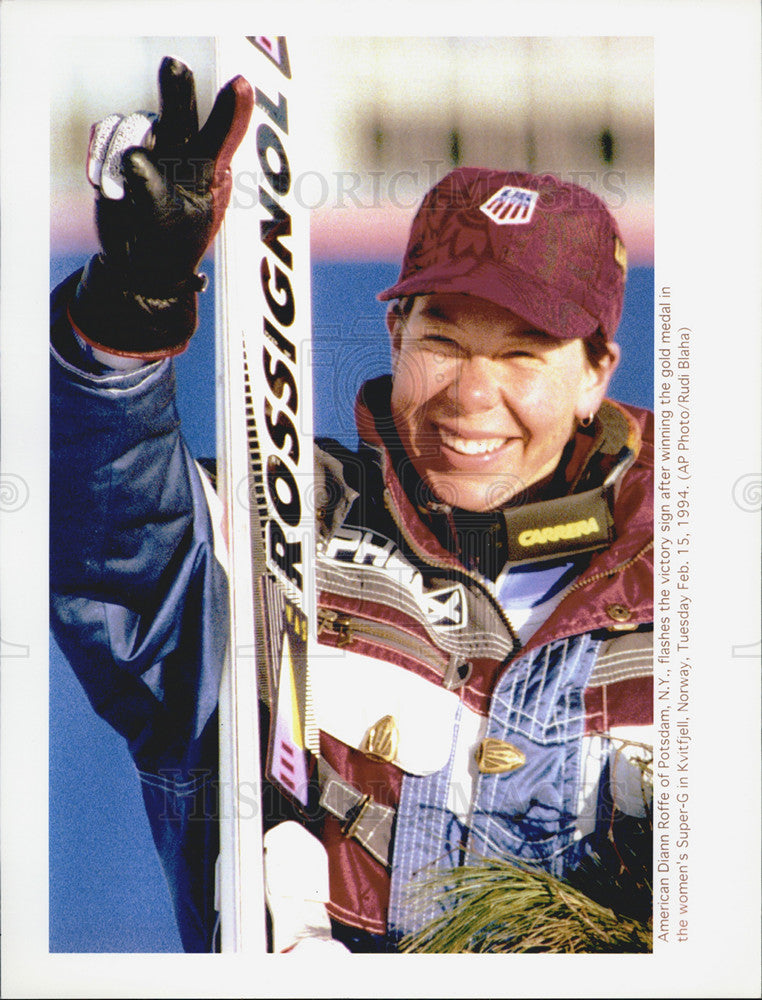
[576,341,621,421]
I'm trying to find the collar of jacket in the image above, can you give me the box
[352,375,654,651]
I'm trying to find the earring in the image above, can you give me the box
[580,412,594,428]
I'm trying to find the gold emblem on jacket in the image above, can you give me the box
[476,738,526,774]
[361,715,400,764]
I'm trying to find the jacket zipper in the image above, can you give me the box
[317,607,451,673]
[564,539,654,595]
[382,486,521,651]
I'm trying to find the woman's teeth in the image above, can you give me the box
[439,431,506,455]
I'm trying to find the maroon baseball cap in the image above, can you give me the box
[378,167,627,341]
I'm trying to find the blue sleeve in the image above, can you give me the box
[50,272,229,951]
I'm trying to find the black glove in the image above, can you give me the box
[69,57,253,359]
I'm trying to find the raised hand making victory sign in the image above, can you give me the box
[70,57,253,358]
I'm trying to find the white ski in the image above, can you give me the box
[214,35,319,954]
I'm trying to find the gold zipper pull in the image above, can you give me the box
[317,609,337,634]
[317,609,353,647]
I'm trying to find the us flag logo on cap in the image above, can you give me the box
[480,185,539,225]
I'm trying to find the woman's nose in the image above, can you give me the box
[447,355,502,413]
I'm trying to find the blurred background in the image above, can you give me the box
[52,36,653,261]
[50,35,653,952]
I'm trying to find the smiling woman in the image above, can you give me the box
[299,165,656,950]
[387,292,619,512]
